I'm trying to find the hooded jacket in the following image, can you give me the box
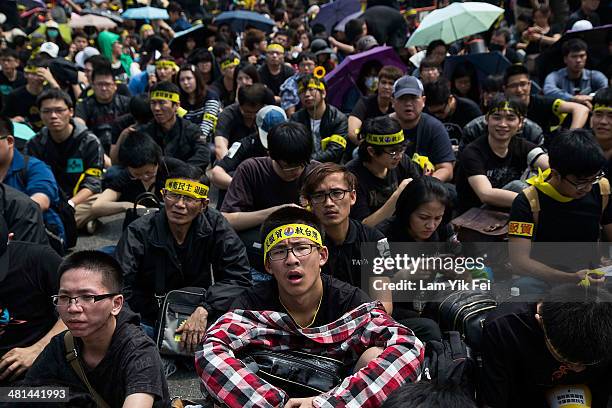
[115,207,252,325]
[25,120,104,197]
[291,103,348,163]
[97,31,134,78]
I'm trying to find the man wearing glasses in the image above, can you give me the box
[481,284,612,407]
[508,129,612,294]
[197,206,424,408]
[388,75,455,182]
[24,250,170,407]
[115,165,251,352]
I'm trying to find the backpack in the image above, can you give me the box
[17,155,78,253]
[422,331,477,399]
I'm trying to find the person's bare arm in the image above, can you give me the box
[30,192,50,212]
[90,189,134,218]
[432,162,453,182]
[468,175,518,209]
[70,187,94,206]
[210,165,233,190]
[214,136,229,161]
[348,115,362,146]
[122,393,154,408]
[509,237,583,283]
[558,100,590,129]
[362,178,412,227]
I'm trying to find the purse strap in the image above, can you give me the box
[63,331,111,408]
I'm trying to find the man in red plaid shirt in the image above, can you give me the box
[196,206,424,407]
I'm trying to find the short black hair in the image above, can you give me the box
[482,74,504,93]
[91,62,114,82]
[260,206,325,252]
[420,56,440,71]
[57,250,124,293]
[345,18,366,44]
[562,38,588,57]
[548,128,606,178]
[424,78,451,107]
[426,40,448,56]
[167,2,182,13]
[84,54,109,68]
[541,284,612,366]
[237,83,270,107]
[0,114,14,138]
[358,116,404,162]
[167,162,204,182]
[151,81,181,98]
[592,87,611,108]
[503,64,529,86]
[129,95,153,123]
[486,94,527,117]
[297,52,315,65]
[492,27,511,44]
[36,88,73,109]
[0,48,19,60]
[381,382,477,408]
[118,131,162,168]
[267,121,313,165]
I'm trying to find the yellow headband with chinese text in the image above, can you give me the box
[298,78,325,93]
[165,178,209,199]
[267,43,284,53]
[220,58,239,70]
[594,104,612,113]
[488,101,521,116]
[150,90,180,103]
[365,130,405,145]
[24,65,39,74]
[264,223,323,260]
[155,60,178,71]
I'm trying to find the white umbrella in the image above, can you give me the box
[70,13,117,30]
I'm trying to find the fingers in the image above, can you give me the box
[0,356,21,381]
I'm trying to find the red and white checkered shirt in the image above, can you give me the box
[195,301,424,408]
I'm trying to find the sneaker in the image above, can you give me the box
[85,219,101,235]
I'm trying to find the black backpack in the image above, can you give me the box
[17,155,78,253]
[422,331,477,400]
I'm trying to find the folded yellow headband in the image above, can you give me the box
[24,66,39,74]
[220,58,239,70]
[594,104,612,113]
[150,90,180,103]
[264,223,322,260]
[298,78,325,93]
[267,43,284,53]
[412,153,434,173]
[488,101,521,116]
[366,130,405,145]
[165,178,209,199]
[155,60,178,71]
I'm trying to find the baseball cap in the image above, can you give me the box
[393,75,424,98]
[39,42,59,59]
[75,47,100,69]
[355,35,378,52]
[256,105,288,149]
[45,20,59,30]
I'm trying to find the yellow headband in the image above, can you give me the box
[220,58,239,70]
[165,178,209,199]
[298,78,325,93]
[365,130,405,145]
[488,101,521,116]
[412,153,434,173]
[267,43,284,53]
[24,66,39,74]
[263,223,323,260]
[155,60,178,71]
[594,104,612,113]
[150,90,180,103]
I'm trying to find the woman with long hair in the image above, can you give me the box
[232,62,261,103]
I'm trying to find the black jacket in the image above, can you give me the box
[138,116,211,171]
[291,104,348,163]
[0,183,48,244]
[75,93,131,149]
[115,207,252,325]
[26,120,104,197]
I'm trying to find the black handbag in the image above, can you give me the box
[155,287,207,357]
[122,192,161,230]
[239,349,346,398]
[423,290,497,352]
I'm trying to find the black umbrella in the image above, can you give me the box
[169,24,216,56]
[80,8,124,25]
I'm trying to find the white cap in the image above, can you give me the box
[39,42,59,59]
[571,19,593,32]
[75,47,100,69]
[255,105,288,149]
[45,20,59,29]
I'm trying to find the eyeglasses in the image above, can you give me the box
[563,171,605,191]
[506,80,531,90]
[268,244,319,261]
[542,327,601,367]
[93,81,116,88]
[40,107,69,116]
[128,169,157,181]
[382,145,407,157]
[309,189,351,204]
[51,293,119,307]
[163,190,201,206]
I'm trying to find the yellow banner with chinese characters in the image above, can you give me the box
[165,178,209,199]
[264,223,323,260]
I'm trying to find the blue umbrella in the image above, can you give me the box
[313,0,361,33]
[214,11,275,33]
[122,6,169,20]
[443,52,511,84]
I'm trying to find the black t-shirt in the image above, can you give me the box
[221,157,319,212]
[0,242,62,357]
[456,135,536,212]
[0,70,26,97]
[257,63,295,96]
[2,85,43,130]
[482,302,612,408]
[400,112,456,165]
[350,94,394,122]
[215,102,256,146]
[322,218,386,288]
[346,155,421,221]
[216,132,267,174]
[528,95,562,134]
[210,77,233,108]
[231,274,372,327]
[508,181,612,271]
[444,96,482,142]
[24,309,170,408]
